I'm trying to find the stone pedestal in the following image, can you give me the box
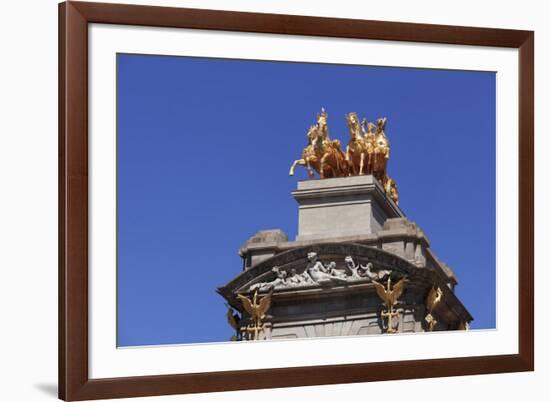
[219,175,473,340]
[292,175,403,241]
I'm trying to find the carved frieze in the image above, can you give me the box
[247,252,392,293]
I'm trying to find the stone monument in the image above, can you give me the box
[218,109,472,340]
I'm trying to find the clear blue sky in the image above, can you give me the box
[117,54,496,346]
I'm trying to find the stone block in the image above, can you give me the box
[292,175,403,241]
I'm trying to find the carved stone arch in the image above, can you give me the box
[217,242,430,304]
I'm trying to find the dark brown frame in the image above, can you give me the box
[59,1,534,400]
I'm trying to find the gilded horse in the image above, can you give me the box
[363,120,376,174]
[315,108,349,178]
[345,112,369,176]
[289,125,321,178]
[289,109,349,179]
[319,137,349,178]
[372,117,390,183]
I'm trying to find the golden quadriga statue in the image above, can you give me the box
[290,108,399,205]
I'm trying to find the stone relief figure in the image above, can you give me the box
[250,266,288,292]
[247,253,393,293]
[288,268,312,285]
[344,256,391,280]
[344,256,363,278]
[326,261,349,279]
[305,253,347,285]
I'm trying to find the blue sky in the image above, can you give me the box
[117,54,496,346]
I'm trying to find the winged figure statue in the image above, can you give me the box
[373,277,407,307]
[237,290,272,322]
[225,303,240,330]
[225,303,242,341]
[426,287,443,313]
[372,277,407,334]
[423,286,443,332]
[237,289,273,340]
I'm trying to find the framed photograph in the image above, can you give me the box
[59,1,534,400]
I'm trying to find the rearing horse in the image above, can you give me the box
[372,117,390,183]
[315,108,349,178]
[289,125,321,178]
[363,119,376,175]
[345,112,368,175]
[289,123,349,179]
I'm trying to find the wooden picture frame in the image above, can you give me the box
[59,1,534,400]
